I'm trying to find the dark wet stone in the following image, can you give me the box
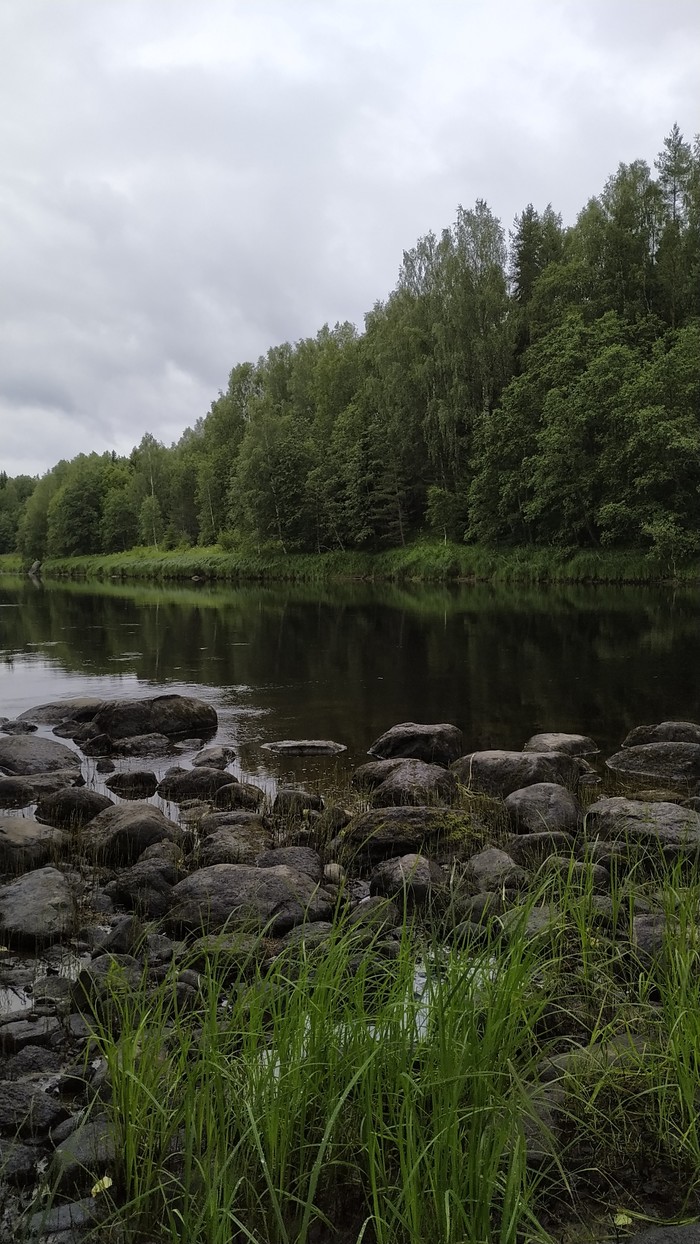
[280,921,335,949]
[336,805,472,863]
[35,787,113,829]
[111,733,174,757]
[585,797,700,854]
[0,867,76,947]
[0,720,37,734]
[105,770,158,799]
[606,742,700,789]
[26,1194,107,1236]
[0,1016,61,1053]
[103,859,178,919]
[346,897,400,932]
[73,954,143,1015]
[91,694,217,741]
[506,831,574,867]
[95,758,115,774]
[0,1081,67,1136]
[467,847,527,891]
[0,1137,36,1183]
[273,788,324,818]
[17,698,103,726]
[51,1117,116,1190]
[351,759,405,790]
[0,775,35,808]
[368,722,463,767]
[157,766,233,801]
[199,826,264,867]
[4,1044,65,1079]
[256,845,323,881]
[0,735,82,778]
[84,803,183,866]
[213,781,265,811]
[192,745,236,769]
[262,739,346,755]
[623,721,700,748]
[625,1226,700,1244]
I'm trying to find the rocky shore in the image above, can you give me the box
[2,698,700,1242]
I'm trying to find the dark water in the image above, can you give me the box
[1,574,700,788]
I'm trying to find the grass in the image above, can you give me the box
[22,847,700,1244]
[14,539,700,586]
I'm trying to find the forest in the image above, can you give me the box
[2,126,699,567]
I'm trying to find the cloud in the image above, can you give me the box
[1,0,698,476]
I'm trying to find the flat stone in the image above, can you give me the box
[606,742,700,790]
[585,797,700,852]
[0,1016,61,1052]
[261,739,346,755]
[523,732,599,755]
[26,1195,106,1236]
[622,721,700,748]
[0,735,82,778]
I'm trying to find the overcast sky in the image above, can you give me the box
[1,0,698,478]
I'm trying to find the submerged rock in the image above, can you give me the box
[262,739,346,755]
[368,721,463,767]
[105,770,158,799]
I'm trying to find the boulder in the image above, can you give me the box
[257,845,323,881]
[84,803,183,866]
[606,742,700,789]
[523,732,599,756]
[346,897,400,932]
[214,781,265,811]
[105,770,158,799]
[0,817,67,872]
[0,775,35,808]
[273,788,324,818]
[35,786,113,829]
[0,866,75,946]
[0,1017,62,1053]
[506,831,574,868]
[91,694,217,740]
[505,783,582,835]
[351,759,405,789]
[369,759,458,808]
[368,722,463,767]
[451,750,583,797]
[0,720,37,734]
[0,1082,68,1137]
[73,953,143,1015]
[50,1117,116,1191]
[261,739,346,755]
[111,733,175,757]
[200,827,264,867]
[192,745,236,769]
[157,766,234,802]
[466,847,527,892]
[369,853,446,906]
[168,864,335,934]
[103,858,180,919]
[0,1137,36,1183]
[622,721,700,748]
[336,806,471,863]
[17,698,103,725]
[585,797,700,854]
[0,734,82,777]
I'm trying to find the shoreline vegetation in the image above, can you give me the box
[2,541,699,587]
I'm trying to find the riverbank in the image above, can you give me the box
[2,541,697,585]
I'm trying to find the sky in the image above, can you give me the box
[1,0,698,479]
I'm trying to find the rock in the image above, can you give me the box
[467,847,527,891]
[157,766,234,801]
[336,806,471,863]
[369,854,446,906]
[91,914,143,957]
[95,758,116,774]
[91,694,217,740]
[523,732,599,756]
[199,809,270,840]
[606,742,700,789]
[214,781,265,811]
[168,864,335,935]
[0,719,37,734]
[0,1016,62,1053]
[368,722,463,767]
[0,867,75,947]
[104,770,158,799]
[0,1081,67,1136]
[0,775,34,807]
[585,797,700,854]
[84,803,183,866]
[17,698,102,726]
[624,1226,700,1244]
[0,734,82,777]
[192,745,236,769]
[538,856,610,891]
[73,953,143,1014]
[25,1194,107,1236]
[280,922,335,950]
[103,858,180,919]
[505,783,582,834]
[351,759,406,790]
[51,1117,116,1190]
[0,1137,36,1183]
[3,1045,65,1079]
[451,750,583,797]
[257,846,323,881]
[262,739,347,755]
[111,732,175,757]
[199,827,263,867]
[346,896,400,932]
[0,817,68,871]
[369,759,458,808]
[506,831,574,867]
[323,862,346,886]
[273,788,324,818]
[623,721,700,748]
[631,913,669,965]
[35,787,113,829]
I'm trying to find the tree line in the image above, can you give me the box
[3,125,699,565]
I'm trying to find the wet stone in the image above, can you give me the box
[0,1016,62,1053]
[0,1081,67,1137]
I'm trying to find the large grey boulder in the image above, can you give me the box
[606,742,700,789]
[585,797,700,853]
[84,803,183,866]
[369,759,458,808]
[199,827,264,867]
[368,722,463,767]
[451,750,582,797]
[336,806,472,863]
[257,845,323,881]
[622,721,700,748]
[91,694,217,741]
[505,783,582,835]
[0,866,75,946]
[0,817,67,872]
[0,734,82,777]
[168,863,335,935]
[35,786,113,829]
[103,857,181,919]
[523,732,599,756]
[467,847,527,892]
[213,781,265,811]
[17,698,103,725]
[352,759,405,790]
